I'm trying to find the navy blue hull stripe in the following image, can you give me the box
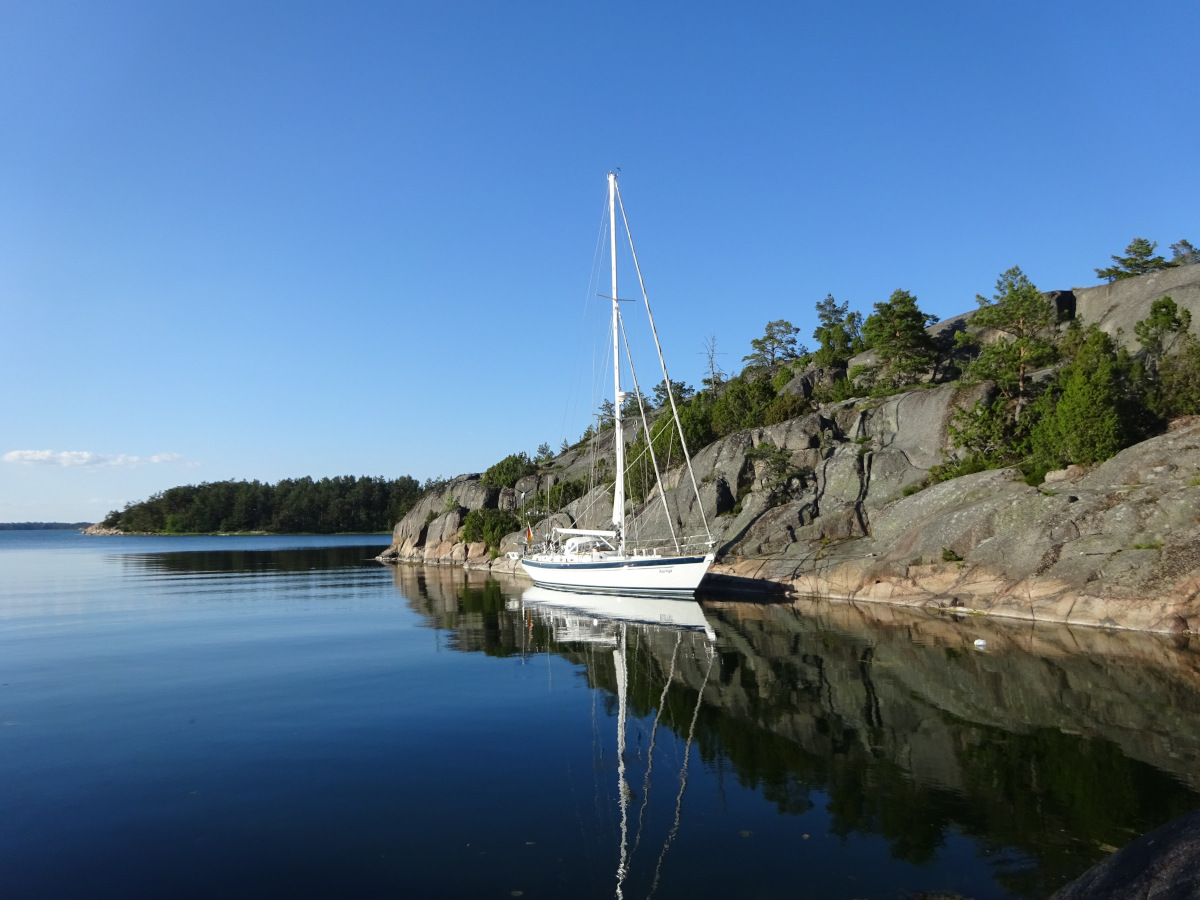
[521,555,707,571]
[528,584,700,598]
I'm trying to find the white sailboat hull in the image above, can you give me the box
[520,552,714,596]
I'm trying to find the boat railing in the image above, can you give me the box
[622,534,716,557]
[515,534,715,560]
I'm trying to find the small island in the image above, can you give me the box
[91,475,432,535]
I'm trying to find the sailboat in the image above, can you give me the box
[521,173,716,596]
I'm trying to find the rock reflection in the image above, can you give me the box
[390,565,1200,897]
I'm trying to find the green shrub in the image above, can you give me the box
[482,452,537,488]
[764,391,810,425]
[547,478,587,511]
[642,392,717,463]
[811,373,861,406]
[1157,338,1200,418]
[460,508,521,549]
[929,454,992,484]
[771,365,797,392]
[1022,465,1051,487]
[711,373,777,437]
[1029,329,1145,470]
[745,441,791,480]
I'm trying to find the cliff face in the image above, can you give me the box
[717,417,1200,634]
[378,266,1200,633]
[1074,263,1200,346]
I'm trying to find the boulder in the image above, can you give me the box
[393,474,497,546]
[1074,264,1200,351]
[497,530,526,556]
[424,509,464,546]
[423,539,456,563]
[689,431,753,495]
[780,365,845,399]
[858,381,990,470]
[82,524,124,535]
[1044,289,1076,321]
[718,421,1200,633]
[755,412,827,452]
[815,444,866,507]
[626,474,734,551]
[1050,806,1200,899]
[724,493,819,558]
[563,483,614,530]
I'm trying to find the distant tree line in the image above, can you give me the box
[0,522,94,530]
[100,475,433,534]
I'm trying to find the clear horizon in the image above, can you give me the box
[3,1,1198,520]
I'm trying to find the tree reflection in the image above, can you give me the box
[392,566,1200,897]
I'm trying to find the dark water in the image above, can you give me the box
[3,531,1198,899]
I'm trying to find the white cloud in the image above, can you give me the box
[2,450,186,469]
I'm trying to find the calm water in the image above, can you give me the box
[3,531,1199,899]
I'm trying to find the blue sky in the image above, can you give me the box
[2,1,1197,521]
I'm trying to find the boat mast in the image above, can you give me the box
[609,171,626,547]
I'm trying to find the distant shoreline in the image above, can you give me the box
[79,527,392,537]
[0,522,94,530]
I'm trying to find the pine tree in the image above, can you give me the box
[1171,239,1199,266]
[1031,330,1134,467]
[1095,238,1176,282]
[597,399,615,430]
[1134,296,1192,371]
[652,379,695,408]
[743,320,806,367]
[1158,339,1200,417]
[861,289,937,389]
[812,294,865,368]
[961,266,1058,420]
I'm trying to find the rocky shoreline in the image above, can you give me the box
[81,524,124,535]
[377,414,1200,636]
[378,267,1200,636]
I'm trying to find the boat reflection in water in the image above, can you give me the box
[521,586,715,900]
[520,586,715,642]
